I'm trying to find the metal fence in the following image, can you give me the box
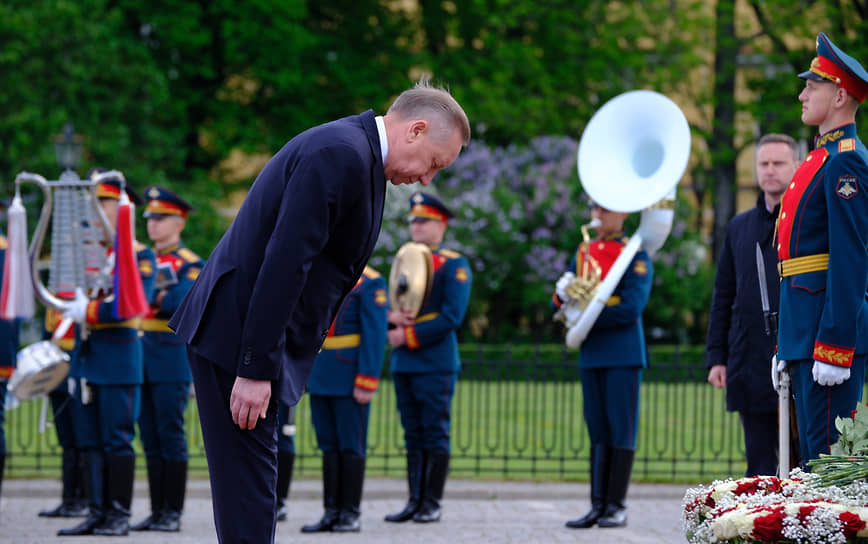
[5,344,749,484]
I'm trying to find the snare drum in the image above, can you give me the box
[8,341,71,401]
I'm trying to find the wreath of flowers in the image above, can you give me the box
[683,471,868,543]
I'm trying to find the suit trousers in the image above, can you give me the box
[188,348,279,544]
[739,411,778,477]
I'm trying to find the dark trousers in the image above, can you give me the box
[309,395,370,456]
[138,381,190,461]
[49,384,80,449]
[393,372,456,451]
[277,402,296,454]
[188,348,279,544]
[739,411,778,477]
[790,355,867,464]
[580,367,642,449]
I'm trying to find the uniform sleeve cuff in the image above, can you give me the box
[86,300,101,324]
[354,375,379,391]
[405,326,420,350]
[813,340,854,367]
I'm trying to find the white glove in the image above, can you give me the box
[771,355,786,392]
[812,360,850,386]
[60,287,89,324]
[563,304,583,328]
[555,272,576,302]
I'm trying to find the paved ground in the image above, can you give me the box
[0,477,690,543]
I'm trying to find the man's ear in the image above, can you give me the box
[407,120,428,141]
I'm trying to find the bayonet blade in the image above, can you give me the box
[756,243,770,314]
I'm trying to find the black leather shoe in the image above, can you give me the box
[130,513,157,531]
[93,513,129,536]
[565,504,605,529]
[57,512,104,536]
[384,499,419,522]
[301,510,339,533]
[332,511,360,532]
[597,505,627,528]
[39,500,89,518]
[412,498,441,523]
[150,510,181,532]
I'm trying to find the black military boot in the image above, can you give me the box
[39,449,87,517]
[332,454,365,532]
[58,450,105,536]
[150,459,187,532]
[566,444,610,529]
[130,458,163,530]
[276,451,295,522]
[301,452,341,533]
[597,447,635,528]
[93,455,135,536]
[413,450,449,523]
[384,449,424,522]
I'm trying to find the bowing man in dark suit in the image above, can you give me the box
[168,79,470,544]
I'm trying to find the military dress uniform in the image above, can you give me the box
[301,265,388,533]
[38,305,88,518]
[386,193,472,524]
[777,33,868,465]
[132,187,203,532]
[0,232,21,503]
[553,231,653,529]
[59,177,157,537]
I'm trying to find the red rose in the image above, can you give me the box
[752,509,785,542]
[840,511,866,539]
[797,505,817,524]
[735,480,758,496]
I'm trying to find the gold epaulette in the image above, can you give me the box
[439,248,461,259]
[0,235,7,250]
[363,266,381,279]
[177,247,201,263]
[135,241,148,252]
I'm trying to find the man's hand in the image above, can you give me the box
[388,309,416,327]
[812,360,850,386]
[230,377,271,430]
[707,364,726,389]
[555,271,576,302]
[771,355,787,392]
[353,386,375,405]
[388,327,406,347]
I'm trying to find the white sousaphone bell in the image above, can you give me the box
[559,90,691,349]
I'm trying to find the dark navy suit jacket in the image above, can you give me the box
[169,110,386,405]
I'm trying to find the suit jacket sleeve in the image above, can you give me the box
[238,144,366,377]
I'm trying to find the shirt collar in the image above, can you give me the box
[375,115,388,166]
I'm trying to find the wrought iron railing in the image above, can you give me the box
[5,344,749,484]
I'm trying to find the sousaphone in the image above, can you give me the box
[560,90,691,349]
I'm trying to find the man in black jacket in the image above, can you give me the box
[705,133,800,477]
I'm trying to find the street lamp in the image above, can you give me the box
[53,123,82,172]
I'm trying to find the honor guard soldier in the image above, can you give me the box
[385,192,472,524]
[301,265,388,533]
[553,202,653,529]
[38,304,88,518]
[0,228,20,504]
[776,33,868,464]
[57,170,156,536]
[131,186,203,532]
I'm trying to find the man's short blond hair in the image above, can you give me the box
[388,78,471,145]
